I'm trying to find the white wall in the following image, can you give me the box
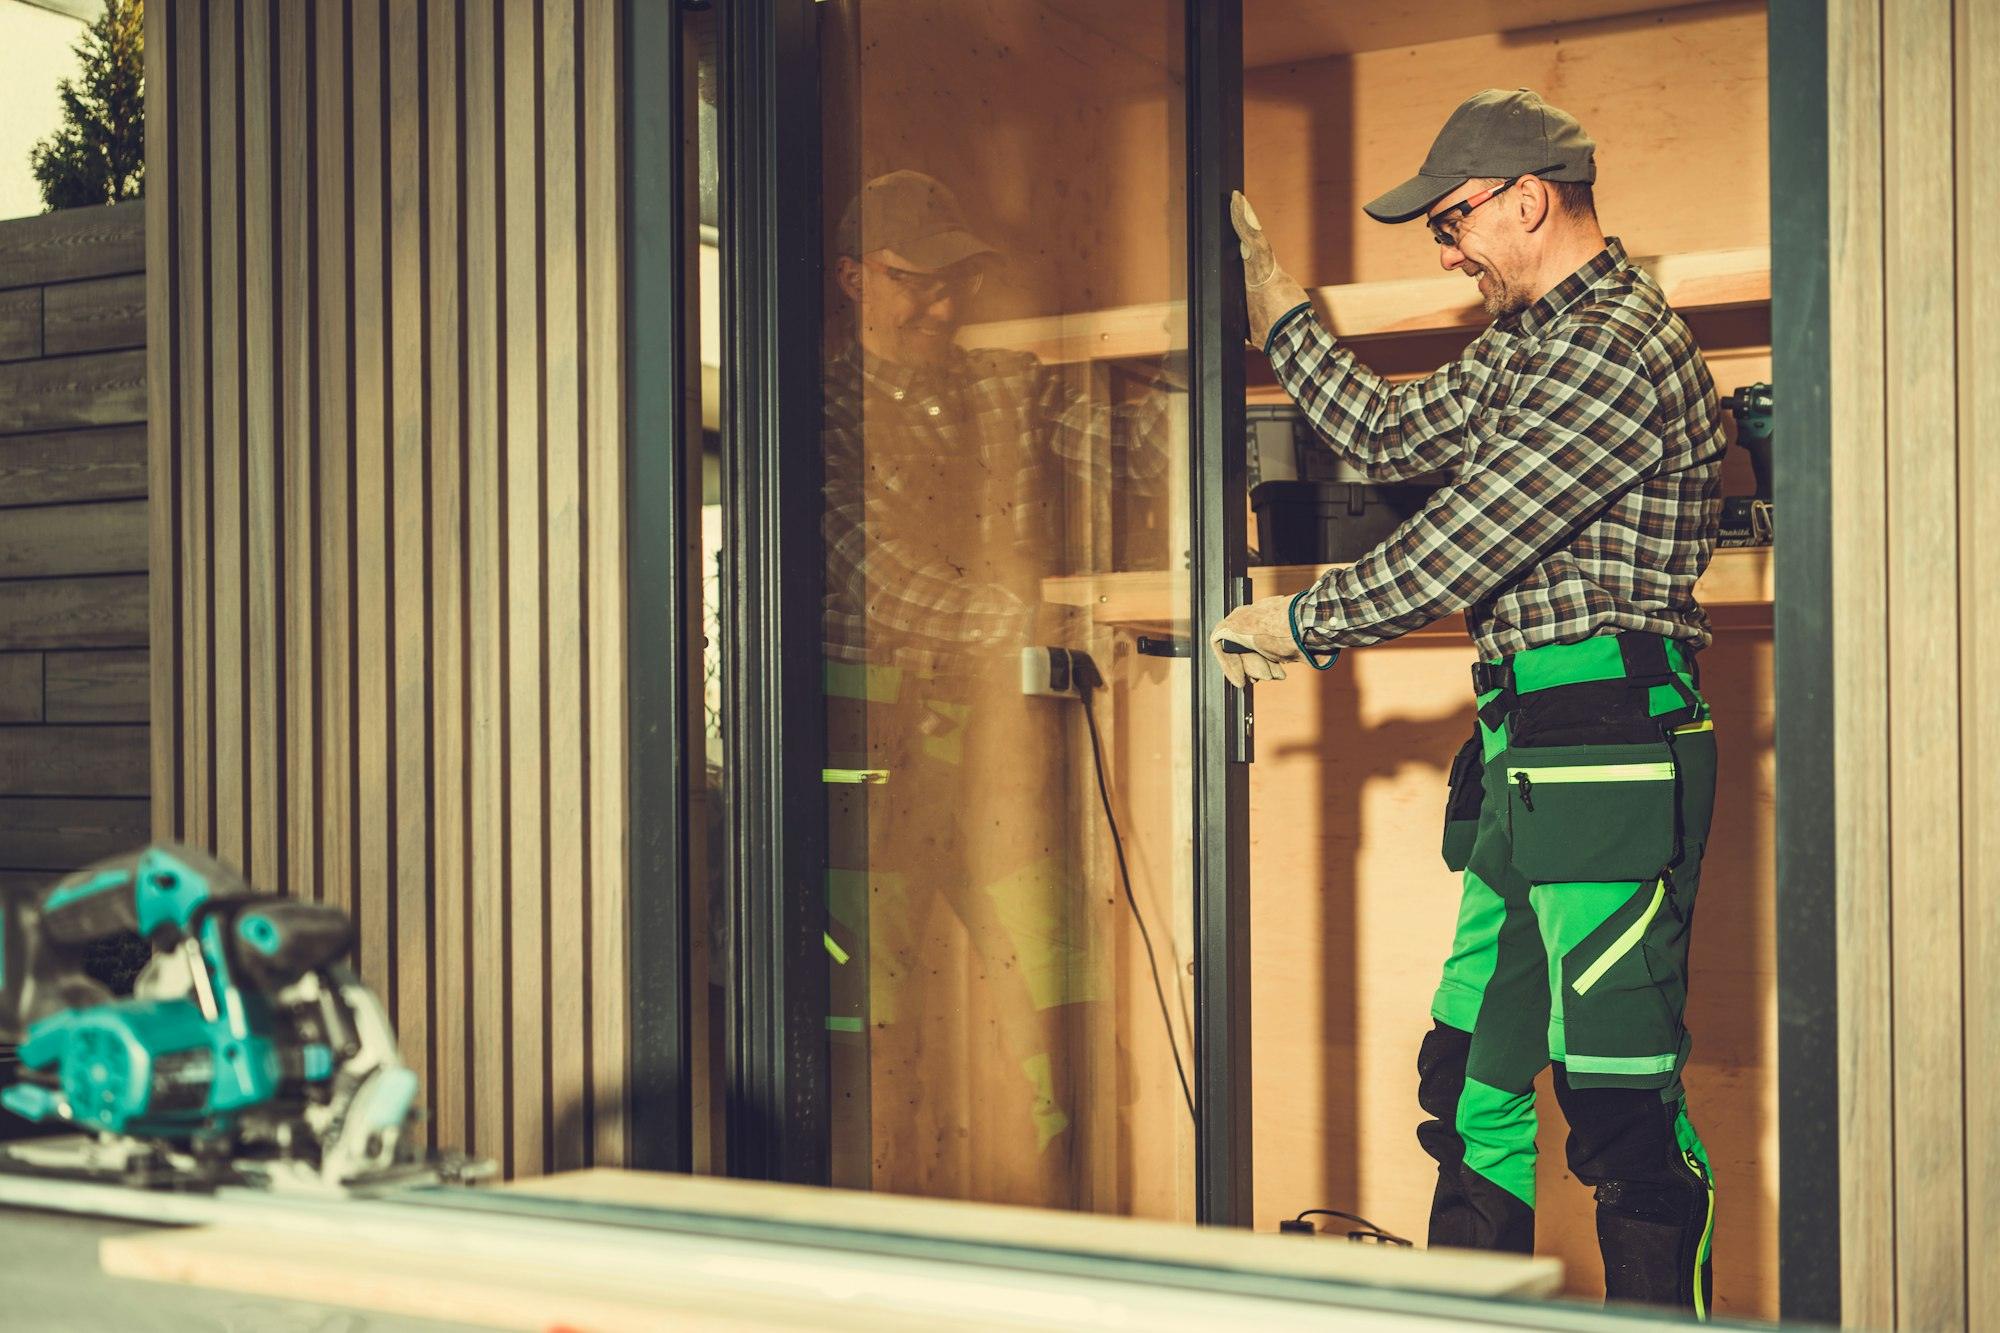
[0,2,89,222]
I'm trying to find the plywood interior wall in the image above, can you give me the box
[1243,0,1770,288]
[0,202,150,901]
[1829,0,1995,1328]
[146,0,629,1179]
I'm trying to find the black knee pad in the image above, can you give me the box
[1415,1022,1473,1166]
[1551,1065,1683,1187]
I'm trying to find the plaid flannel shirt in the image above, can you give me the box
[1267,239,1725,660]
[822,341,1166,673]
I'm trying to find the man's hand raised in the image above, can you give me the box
[1231,191,1310,349]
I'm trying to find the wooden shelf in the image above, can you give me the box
[1042,545,1773,641]
[960,247,1769,366]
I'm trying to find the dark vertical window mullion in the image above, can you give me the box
[1769,0,1840,1320]
[623,0,693,1173]
[1186,0,1252,1227]
[719,0,828,1186]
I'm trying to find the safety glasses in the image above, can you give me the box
[864,257,985,302]
[1426,175,1522,248]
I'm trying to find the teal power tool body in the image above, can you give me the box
[0,843,463,1193]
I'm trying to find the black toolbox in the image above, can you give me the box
[1247,405,1444,564]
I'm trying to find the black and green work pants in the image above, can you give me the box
[1421,631,1718,1316]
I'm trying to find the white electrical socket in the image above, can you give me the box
[1020,646,1075,698]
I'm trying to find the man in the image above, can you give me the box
[1211,90,1725,1314]
[822,170,1164,1203]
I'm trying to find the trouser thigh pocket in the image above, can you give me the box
[1441,734,1484,872]
[1502,741,1677,883]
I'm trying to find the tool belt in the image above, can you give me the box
[1472,632,1703,734]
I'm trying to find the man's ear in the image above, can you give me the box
[835,255,864,302]
[1516,175,1553,233]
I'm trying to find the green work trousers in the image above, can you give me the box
[1420,632,1719,1316]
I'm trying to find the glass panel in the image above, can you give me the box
[815,1,1195,1215]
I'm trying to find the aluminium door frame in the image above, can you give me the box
[622,0,697,1172]
[718,0,832,1185]
[1768,0,1839,1322]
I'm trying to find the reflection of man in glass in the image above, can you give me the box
[822,171,1162,1205]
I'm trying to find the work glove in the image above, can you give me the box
[1231,191,1310,349]
[1208,594,1305,690]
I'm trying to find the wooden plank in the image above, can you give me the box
[387,0,432,1147]
[208,0,246,869]
[174,0,211,856]
[314,0,355,928]
[0,797,151,870]
[145,0,176,843]
[463,0,509,1175]
[0,199,145,289]
[582,0,626,1168]
[278,0,317,904]
[507,1170,1559,1295]
[0,499,147,579]
[502,0,548,1179]
[1041,548,1775,636]
[0,425,147,507]
[0,652,41,723]
[426,0,469,1158]
[242,0,280,895]
[0,574,148,650]
[541,0,587,1175]
[43,649,149,723]
[0,349,147,436]
[0,727,149,798]
[1884,1,1968,1327]
[0,288,40,362]
[1957,0,1999,1323]
[42,275,146,356]
[92,1176,1557,1330]
[349,0,393,1068]
[961,248,1771,364]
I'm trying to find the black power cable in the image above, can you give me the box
[1283,1207,1412,1246]
[1070,653,1196,1124]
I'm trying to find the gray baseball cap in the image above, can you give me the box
[834,170,1000,271]
[1363,88,1597,224]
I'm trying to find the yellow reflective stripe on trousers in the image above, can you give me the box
[1508,762,1676,784]
[1687,1147,1715,1319]
[1572,880,1668,995]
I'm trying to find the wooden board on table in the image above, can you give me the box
[98,1223,947,1333]
[499,1168,1562,1297]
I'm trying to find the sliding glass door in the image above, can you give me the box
[719,0,1249,1222]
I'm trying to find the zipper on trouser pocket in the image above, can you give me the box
[1572,879,1668,995]
[1507,761,1677,811]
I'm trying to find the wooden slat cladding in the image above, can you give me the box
[0,188,151,895]
[1831,0,1992,1325]
[149,0,630,1179]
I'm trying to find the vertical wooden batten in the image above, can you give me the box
[150,0,634,1177]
